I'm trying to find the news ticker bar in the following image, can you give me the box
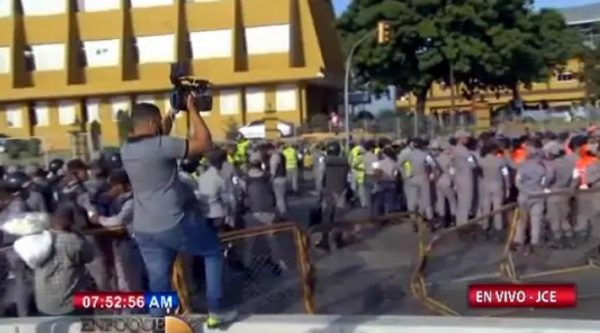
[468,284,577,308]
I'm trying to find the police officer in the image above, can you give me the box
[313,144,326,196]
[241,151,286,270]
[319,141,350,250]
[478,140,511,241]
[398,138,435,222]
[283,143,299,194]
[361,140,379,212]
[433,140,457,227]
[89,170,143,292]
[372,146,399,215]
[5,170,47,213]
[572,135,599,245]
[234,133,250,170]
[268,143,288,215]
[514,138,548,254]
[452,130,478,227]
[543,140,575,249]
[46,158,65,190]
[25,163,53,212]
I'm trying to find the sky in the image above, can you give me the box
[333,0,600,14]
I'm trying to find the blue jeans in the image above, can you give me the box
[134,215,223,316]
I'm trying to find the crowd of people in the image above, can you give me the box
[1,94,600,328]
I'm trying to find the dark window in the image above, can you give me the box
[24,46,35,71]
[78,41,87,67]
[557,72,575,81]
[131,38,139,63]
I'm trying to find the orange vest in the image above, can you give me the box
[575,155,598,187]
[511,147,527,165]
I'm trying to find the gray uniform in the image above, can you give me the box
[270,152,288,215]
[434,151,456,217]
[514,156,548,245]
[479,154,510,231]
[313,150,326,194]
[452,144,478,225]
[398,149,435,219]
[545,155,575,238]
[25,190,48,213]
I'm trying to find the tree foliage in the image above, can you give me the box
[337,0,581,112]
[583,29,600,103]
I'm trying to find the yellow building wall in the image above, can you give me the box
[0,0,343,151]
[397,58,587,114]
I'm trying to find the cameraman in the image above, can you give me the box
[122,95,235,327]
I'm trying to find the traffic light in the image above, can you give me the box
[377,21,392,44]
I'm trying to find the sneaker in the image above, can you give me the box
[206,309,238,329]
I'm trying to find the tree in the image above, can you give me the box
[337,0,580,116]
[583,35,600,103]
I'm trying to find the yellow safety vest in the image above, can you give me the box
[374,147,382,156]
[227,154,235,165]
[349,146,360,166]
[235,140,249,164]
[283,147,298,170]
[352,153,366,184]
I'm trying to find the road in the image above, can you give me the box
[238,174,600,320]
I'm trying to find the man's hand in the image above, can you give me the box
[186,93,198,113]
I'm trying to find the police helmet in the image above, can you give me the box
[5,171,30,192]
[180,158,200,173]
[325,141,341,156]
[103,151,123,170]
[48,158,65,173]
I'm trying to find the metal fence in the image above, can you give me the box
[412,188,600,317]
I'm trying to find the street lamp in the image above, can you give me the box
[344,21,392,151]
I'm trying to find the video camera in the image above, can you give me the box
[169,62,213,112]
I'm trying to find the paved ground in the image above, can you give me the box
[263,175,600,320]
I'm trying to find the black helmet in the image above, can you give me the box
[180,158,200,174]
[5,171,29,192]
[103,151,123,170]
[48,158,65,173]
[325,141,341,156]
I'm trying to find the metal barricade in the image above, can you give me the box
[0,223,314,316]
[412,187,600,317]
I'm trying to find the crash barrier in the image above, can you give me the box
[0,222,314,316]
[414,187,600,317]
[307,212,423,314]
[1,314,600,333]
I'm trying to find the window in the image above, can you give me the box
[5,106,22,128]
[135,95,155,104]
[33,103,49,126]
[245,24,290,55]
[21,0,66,16]
[30,43,65,71]
[189,29,232,60]
[245,87,265,113]
[0,47,9,74]
[85,99,100,123]
[0,0,11,17]
[130,0,173,8]
[82,39,119,68]
[24,46,34,71]
[135,34,175,64]
[557,72,575,82]
[111,96,130,120]
[58,101,76,125]
[275,84,296,111]
[219,89,239,115]
[77,0,119,12]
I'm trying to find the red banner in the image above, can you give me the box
[468,284,577,308]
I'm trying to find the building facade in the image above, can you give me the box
[396,3,599,115]
[0,0,344,150]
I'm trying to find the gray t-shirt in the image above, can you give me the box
[121,136,188,233]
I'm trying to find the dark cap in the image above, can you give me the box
[66,159,89,171]
[108,169,130,186]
